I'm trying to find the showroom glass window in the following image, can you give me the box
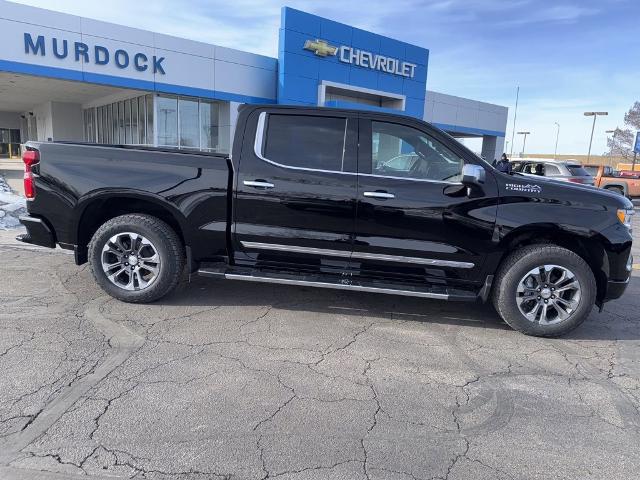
[156,95,225,152]
[157,96,178,147]
[200,101,219,151]
[130,99,139,144]
[83,94,225,152]
[263,114,346,171]
[178,98,199,149]
[371,121,464,182]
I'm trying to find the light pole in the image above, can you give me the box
[584,111,608,163]
[517,131,530,157]
[509,86,520,157]
[605,129,615,164]
[554,122,560,160]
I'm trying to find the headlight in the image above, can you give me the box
[617,208,634,232]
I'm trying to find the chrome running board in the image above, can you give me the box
[197,268,477,301]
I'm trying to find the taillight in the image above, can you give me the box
[22,149,39,199]
[568,177,584,183]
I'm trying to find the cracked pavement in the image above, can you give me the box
[0,218,639,480]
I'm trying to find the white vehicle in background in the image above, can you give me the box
[510,158,595,186]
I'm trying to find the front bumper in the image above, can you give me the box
[604,253,633,302]
[605,278,630,301]
[17,215,56,249]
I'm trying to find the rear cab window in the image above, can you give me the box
[603,166,615,177]
[262,114,353,172]
[566,165,590,177]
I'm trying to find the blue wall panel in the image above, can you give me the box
[349,66,378,90]
[320,19,353,46]
[318,61,350,84]
[278,7,429,119]
[282,8,321,36]
[278,73,317,103]
[377,73,403,93]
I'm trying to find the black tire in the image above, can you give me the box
[492,244,596,337]
[88,214,184,303]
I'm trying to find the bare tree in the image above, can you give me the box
[607,102,639,158]
[607,128,634,160]
[623,101,640,129]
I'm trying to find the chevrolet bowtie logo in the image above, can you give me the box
[303,39,338,57]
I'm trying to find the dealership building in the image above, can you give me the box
[0,0,508,161]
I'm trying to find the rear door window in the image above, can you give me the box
[567,165,590,176]
[263,114,347,171]
[523,163,544,175]
[544,164,561,176]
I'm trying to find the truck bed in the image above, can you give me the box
[23,141,232,267]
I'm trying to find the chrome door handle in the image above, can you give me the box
[363,191,395,199]
[244,180,274,189]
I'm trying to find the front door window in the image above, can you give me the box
[371,121,464,183]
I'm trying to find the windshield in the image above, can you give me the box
[567,165,590,176]
[583,166,599,176]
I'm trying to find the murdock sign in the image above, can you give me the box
[23,33,166,74]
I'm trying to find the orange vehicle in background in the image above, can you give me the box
[583,165,640,197]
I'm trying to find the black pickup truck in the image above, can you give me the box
[18,105,634,337]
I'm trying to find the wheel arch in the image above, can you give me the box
[496,224,609,304]
[73,190,189,265]
[602,182,628,195]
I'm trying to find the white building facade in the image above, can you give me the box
[0,1,507,160]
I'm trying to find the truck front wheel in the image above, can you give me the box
[88,214,185,303]
[492,245,596,337]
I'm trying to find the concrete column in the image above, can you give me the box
[495,136,505,159]
[27,101,83,142]
[50,102,83,141]
[481,135,497,163]
[226,101,241,154]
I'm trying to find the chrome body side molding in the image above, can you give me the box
[240,241,475,268]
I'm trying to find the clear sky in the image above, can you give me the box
[12,0,640,155]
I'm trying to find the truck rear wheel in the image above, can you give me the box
[492,245,596,337]
[88,214,184,303]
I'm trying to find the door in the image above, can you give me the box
[233,109,358,272]
[353,117,498,287]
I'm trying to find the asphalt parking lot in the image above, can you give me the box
[0,213,639,480]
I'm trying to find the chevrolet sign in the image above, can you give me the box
[304,38,417,79]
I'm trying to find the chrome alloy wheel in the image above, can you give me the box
[516,264,582,325]
[101,232,161,291]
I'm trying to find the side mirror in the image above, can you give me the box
[462,164,486,186]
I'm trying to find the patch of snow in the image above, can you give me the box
[0,175,26,230]
[0,177,11,193]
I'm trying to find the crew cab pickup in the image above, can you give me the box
[18,105,634,337]
[584,164,640,197]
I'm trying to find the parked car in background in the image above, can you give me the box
[583,164,640,197]
[510,159,595,186]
